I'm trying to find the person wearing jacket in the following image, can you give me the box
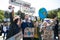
[21,14,34,40]
[7,16,21,39]
[53,17,59,40]
[0,24,2,36]
[33,21,40,40]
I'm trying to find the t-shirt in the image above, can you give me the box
[3,26,7,32]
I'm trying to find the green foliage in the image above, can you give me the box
[0,10,4,22]
[47,9,58,18]
[58,11,60,18]
[47,8,60,21]
[57,8,60,21]
[17,10,25,20]
[4,11,10,18]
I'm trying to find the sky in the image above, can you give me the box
[0,0,60,16]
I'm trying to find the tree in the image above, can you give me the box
[57,8,60,21]
[4,11,10,18]
[47,10,57,18]
[17,10,25,20]
[0,10,4,22]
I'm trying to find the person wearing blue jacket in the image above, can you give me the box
[21,14,34,40]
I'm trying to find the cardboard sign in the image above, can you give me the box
[7,31,23,40]
[15,31,23,40]
[24,27,34,37]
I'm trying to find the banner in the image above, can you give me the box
[9,0,31,6]
[22,7,35,13]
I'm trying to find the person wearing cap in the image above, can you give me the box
[6,16,21,39]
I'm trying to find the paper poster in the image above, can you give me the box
[24,27,34,37]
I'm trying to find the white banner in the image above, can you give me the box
[9,0,31,7]
[22,6,35,13]
[9,0,21,6]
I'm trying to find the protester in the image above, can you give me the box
[53,17,59,40]
[39,21,48,40]
[21,14,34,33]
[3,22,8,40]
[21,14,34,40]
[33,21,40,40]
[0,23,3,36]
[0,24,2,36]
[7,16,21,39]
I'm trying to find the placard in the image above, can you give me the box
[15,31,23,40]
[7,31,23,40]
[24,27,34,37]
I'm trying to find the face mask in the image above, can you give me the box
[9,9,12,12]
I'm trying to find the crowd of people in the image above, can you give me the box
[0,14,40,40]
[0,13,59,40]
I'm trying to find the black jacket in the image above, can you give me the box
[7,23,20,39]
[7,12,20,39]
